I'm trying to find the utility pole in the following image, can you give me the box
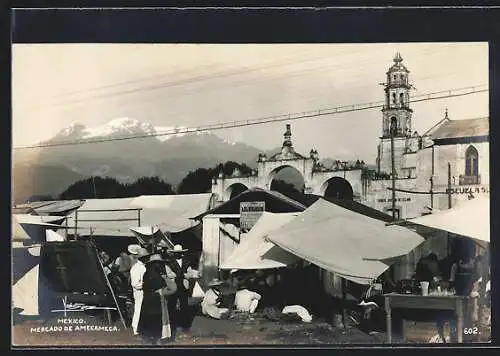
[390,122,397,220]
[447,162,452,209]
[430,145,435,209]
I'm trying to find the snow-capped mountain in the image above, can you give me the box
[51,117,220,143]
[13,118,260,202]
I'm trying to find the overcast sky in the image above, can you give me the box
[12,43,489,163]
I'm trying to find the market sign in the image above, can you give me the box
[377,197,412,203]
[240,201,265,231]
[446,186,489,194]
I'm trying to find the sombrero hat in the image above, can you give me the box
[168,244,188,253]
[207,278,224,287]
[127,244,142,255]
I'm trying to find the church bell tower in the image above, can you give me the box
[377,53,415,176]
[381,52,413,138]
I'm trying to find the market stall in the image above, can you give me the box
[384,195,490,343]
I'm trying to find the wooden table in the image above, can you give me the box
[384,293,468,343]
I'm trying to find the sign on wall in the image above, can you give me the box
[240,201,265,231]
[445,186,489,194]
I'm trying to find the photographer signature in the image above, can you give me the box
[51,297,117,314]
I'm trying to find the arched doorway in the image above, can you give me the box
[322,177,354,200]
[225,183,248,200]
[269,166,305,199]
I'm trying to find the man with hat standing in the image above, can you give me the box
[165,244,196,333]
[129,245,149,337]
[138,252,177,344]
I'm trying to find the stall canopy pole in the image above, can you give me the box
[98,256,127,329]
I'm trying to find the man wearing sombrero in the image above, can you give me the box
[128,245,149,337]
[136,251,177,344]
[165,244,197,333]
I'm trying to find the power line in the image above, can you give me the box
[38,46,457,108]
[13,85,488,150]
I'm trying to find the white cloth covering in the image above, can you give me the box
[282,305,313,323]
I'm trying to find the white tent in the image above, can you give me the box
[12,216,66,318]
[220,212,300,270]
[12,214,66,242]
[409,195,489,244]
[266,198,425,285]
[12,244,45,317]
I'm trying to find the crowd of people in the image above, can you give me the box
[97,242,201,345]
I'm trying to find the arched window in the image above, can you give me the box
[390,117,398,136]
[392,93,396,105]
[399,93,404,107]
[465,145,479,177]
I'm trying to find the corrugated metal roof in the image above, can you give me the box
[430,117,489,140]
[65,194,213,237]
[29,200,84,215]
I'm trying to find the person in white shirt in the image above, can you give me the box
[129,246,149,336]
[234,283,262,314]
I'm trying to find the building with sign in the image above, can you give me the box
[192,188,307,284]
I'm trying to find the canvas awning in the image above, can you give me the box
[129,226,174,248]
[266,198,425,285]
[409,195,489,244]
[13,214,67,243]
[220,212,301,270]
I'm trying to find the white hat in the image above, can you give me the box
[136,248,150,260]
[127,244,142,255]
[168,244,188,253]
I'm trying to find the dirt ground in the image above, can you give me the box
[12,310,396,347]
[13,308,490,347]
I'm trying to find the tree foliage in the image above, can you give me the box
[126,176,174,196]
[177,168,213,194]
[270,179,304,200]
[59,176,174,200]
[177,161,254,194]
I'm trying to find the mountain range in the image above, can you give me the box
[12,117,373,204]
[12,118,267,204]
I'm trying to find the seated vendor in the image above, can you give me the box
[234,281,262,314]
[234,285,262,314]
[201,278,230,320]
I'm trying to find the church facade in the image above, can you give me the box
[211,53,490,221]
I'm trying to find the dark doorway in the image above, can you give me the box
[323,177,354,200]
[228,183,248,200]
